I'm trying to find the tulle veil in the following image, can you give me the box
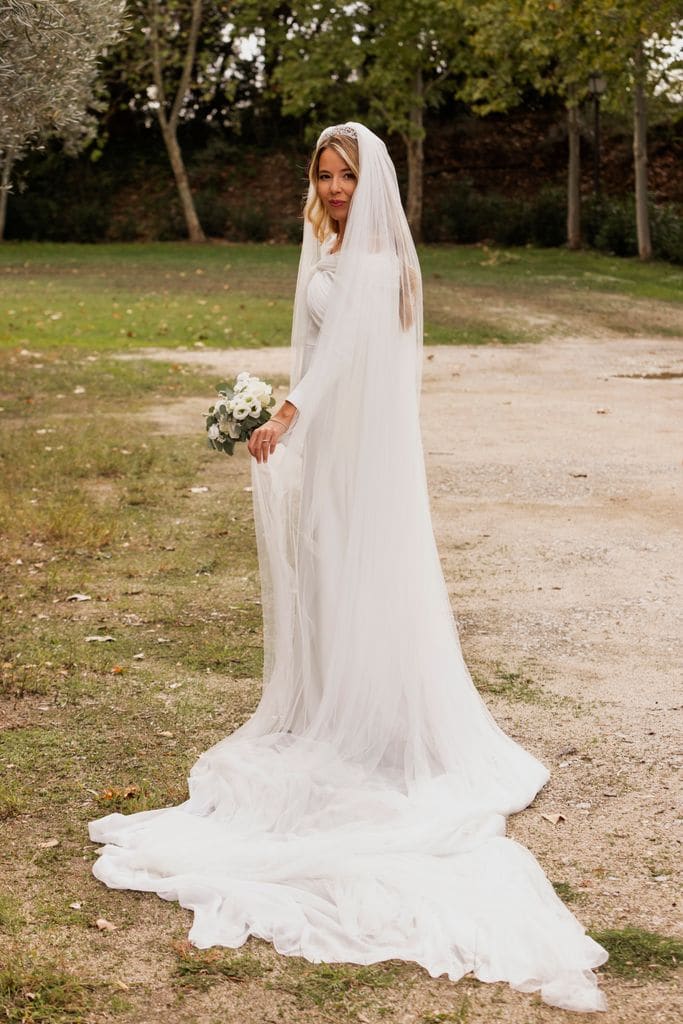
[88,122,608,1012]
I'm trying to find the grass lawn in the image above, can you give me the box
[1,241,681,351]
[1,244,682,1022]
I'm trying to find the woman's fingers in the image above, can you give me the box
[249,426,277,462]
[249,420,287,462]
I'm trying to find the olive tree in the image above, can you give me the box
[0,0,126,239]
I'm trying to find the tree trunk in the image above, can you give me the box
[159,120,206,243]
[149,0,206,243]
[0,151,14,241]
[633,38,652,260]
[405,69,424,243]
[566,103,581,250]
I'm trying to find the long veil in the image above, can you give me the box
[89,123,608,1013]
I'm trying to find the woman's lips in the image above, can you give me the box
[329,200,346,207]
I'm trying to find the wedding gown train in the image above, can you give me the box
[89,124,607,1012]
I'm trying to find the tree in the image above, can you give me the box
[267,0,473,241]
[112,1,242,242]
[464,0,683,258]
[602,1,682,259]
[462,0,609,250]
[0,0,126,239]
[361,1,471,242]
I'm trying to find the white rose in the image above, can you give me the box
[248,398,262,417]
[207,424,221,440]
[232,400,250,420]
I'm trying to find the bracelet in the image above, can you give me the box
[269,417,289,430]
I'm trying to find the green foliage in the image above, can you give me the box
[0,892,23,933]
[0,781,23,821]
[423,185,683,264]
[593,198,639,258]
[173,942,266,990]
[590,927,683,979]
[583,196,683,263]
[474,666,546,704]
[425,184,565,249]
[551,881,585,904]
[421,1004,470,1024]
[652,203,683,264]
[0,960,98,1024]
[275,960,400,1013]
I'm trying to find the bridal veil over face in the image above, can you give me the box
[89,123,608,1012]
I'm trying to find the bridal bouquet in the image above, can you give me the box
[205,372,276,455]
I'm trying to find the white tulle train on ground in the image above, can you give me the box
[89,122,607,1012]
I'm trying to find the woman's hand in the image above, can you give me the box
[247,418,288,463]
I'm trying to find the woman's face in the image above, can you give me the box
[317,147,357,229]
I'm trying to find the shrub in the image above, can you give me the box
[652,202,683,263]
[194,189,231,237]
[228,205,272,242]
[528,187,566,247]
[593,197,638,257]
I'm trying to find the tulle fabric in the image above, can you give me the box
[89,123,608,1012]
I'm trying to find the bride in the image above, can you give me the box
[89,122,608,1012]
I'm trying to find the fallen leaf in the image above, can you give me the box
[157,730,174,738]
[69,902,82,910]
[132,652,145,660]
[541,813,566,825]
[113,979,130,991]
[95,917,117,931]
[99,784,140,802]
[39,838,60,849]
[84,635,115,643]
[66,593,91,602]
[111,665,124,675]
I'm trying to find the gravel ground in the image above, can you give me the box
[130,332,683,1022]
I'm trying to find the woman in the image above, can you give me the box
[89,123,607,1012]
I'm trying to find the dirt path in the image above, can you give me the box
[126,334,683,1022]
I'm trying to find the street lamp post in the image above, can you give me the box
[588,72,607,201]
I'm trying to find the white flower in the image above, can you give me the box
[214,399,230,418]
[232,399,250,420]
[236,371,250,382]
[248,398,262,416]
[253,381,273,403]
[207,424,221,441]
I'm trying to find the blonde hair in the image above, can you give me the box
[303,128,416,331]
[304,133,360,243]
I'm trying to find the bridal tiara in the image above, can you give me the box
[319,124,358,143]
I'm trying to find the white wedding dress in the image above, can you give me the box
[89,124,608,1012]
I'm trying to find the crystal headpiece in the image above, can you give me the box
[318,124,358,144]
